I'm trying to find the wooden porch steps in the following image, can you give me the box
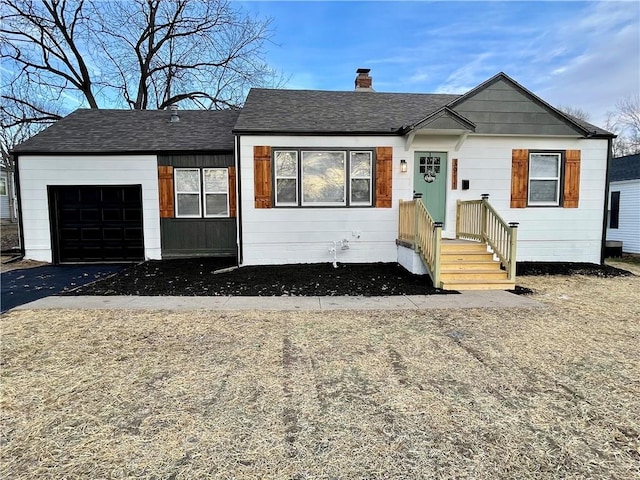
[439,240,515,291]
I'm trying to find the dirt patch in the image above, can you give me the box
[2,272,639,478]
[0,221,19,252]
[69,259,451,296]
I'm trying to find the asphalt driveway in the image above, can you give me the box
[1,264,125,313]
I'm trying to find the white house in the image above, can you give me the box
[606,153,640,254]
[12,70,614,289]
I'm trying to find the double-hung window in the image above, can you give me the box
[273,149,373,207]
[175,168,229,218]
[528,152,561,206]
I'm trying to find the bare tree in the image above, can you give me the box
[558,105,591,122]
[1,0,280,127]
[606,94,640,157]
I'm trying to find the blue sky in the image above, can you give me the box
[240,0,640,127]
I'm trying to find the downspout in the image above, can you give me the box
[600,137,613,264]
[235,134,243,265]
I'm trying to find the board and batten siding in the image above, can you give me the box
[438,136,609,263]
[157,153,237,257]
[606,180,640,254]
[239,136,409,265]
[18,155,161,262]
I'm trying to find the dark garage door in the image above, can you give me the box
[49,185,144,263]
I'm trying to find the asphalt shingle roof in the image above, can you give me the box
[234,88,461,133]
[13,109,239,154]
[610,154,640,182]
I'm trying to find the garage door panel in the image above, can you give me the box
[50,185,144,263]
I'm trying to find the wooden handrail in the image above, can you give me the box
[456,196,518,281]
[398,198,442,287]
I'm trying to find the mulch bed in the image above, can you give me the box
[69,259,451,296]
[67,258,635,297]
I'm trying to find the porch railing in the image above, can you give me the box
[398,199,442,286]
[456,194,519,281]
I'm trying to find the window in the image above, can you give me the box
[203,168,229,217]
[174,168,229,218]
[0,176,7,196]
[528,152,561,206]
[350,151,372,205]
[275,151,298,206]
[175,168,201,217]
[610,191,620,229]
[273,149,373,207]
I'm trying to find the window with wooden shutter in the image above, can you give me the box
[158,166,174,218]
[510,149,581,208]
[510,149,529,208]
[563,150,581,208]
[375,146,392,208]
[254,146,272,208]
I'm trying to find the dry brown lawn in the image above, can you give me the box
[1,273,639,479]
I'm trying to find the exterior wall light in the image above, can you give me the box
[400,159,407,173]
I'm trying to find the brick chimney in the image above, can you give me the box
[355,68,374,91]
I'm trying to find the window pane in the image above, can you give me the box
[530,154,559,177]
[0,179,6,196]
[351,179,371,204]
[530,180,558,203]
[302,151,345,204]
[205,193,228,216]
[175,170,200,192]
[277,178,297,204]
[204,169,227,193]
[177,193,200,216]
[276,151,298,177]
[351,152,372,178]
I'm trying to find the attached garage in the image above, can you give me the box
[48,185,144,263]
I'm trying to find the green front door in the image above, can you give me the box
[414,151,447,223]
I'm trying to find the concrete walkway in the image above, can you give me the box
[12,290,541,311]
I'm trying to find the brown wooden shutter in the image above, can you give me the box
[158,166,174,218]
[254,146,272,208]
[510,149,529,208]
[563,150,581,208]
[228,166,237,217]
[451,158,458,190]
[375,146,393,208]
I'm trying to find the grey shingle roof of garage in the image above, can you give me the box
[610,154,640,182]
[13,109,240,154]
[233,89,461,133]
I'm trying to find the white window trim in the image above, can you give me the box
[349,151,373,206]
[528,152,561,206]
[203,168,229,217]
[174,168,202,218]
[301,150,347,207]
[274,150,299,206]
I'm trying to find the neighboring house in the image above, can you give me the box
[606,153,640,254]
[12,70,614,289]
[1,167,18,222]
